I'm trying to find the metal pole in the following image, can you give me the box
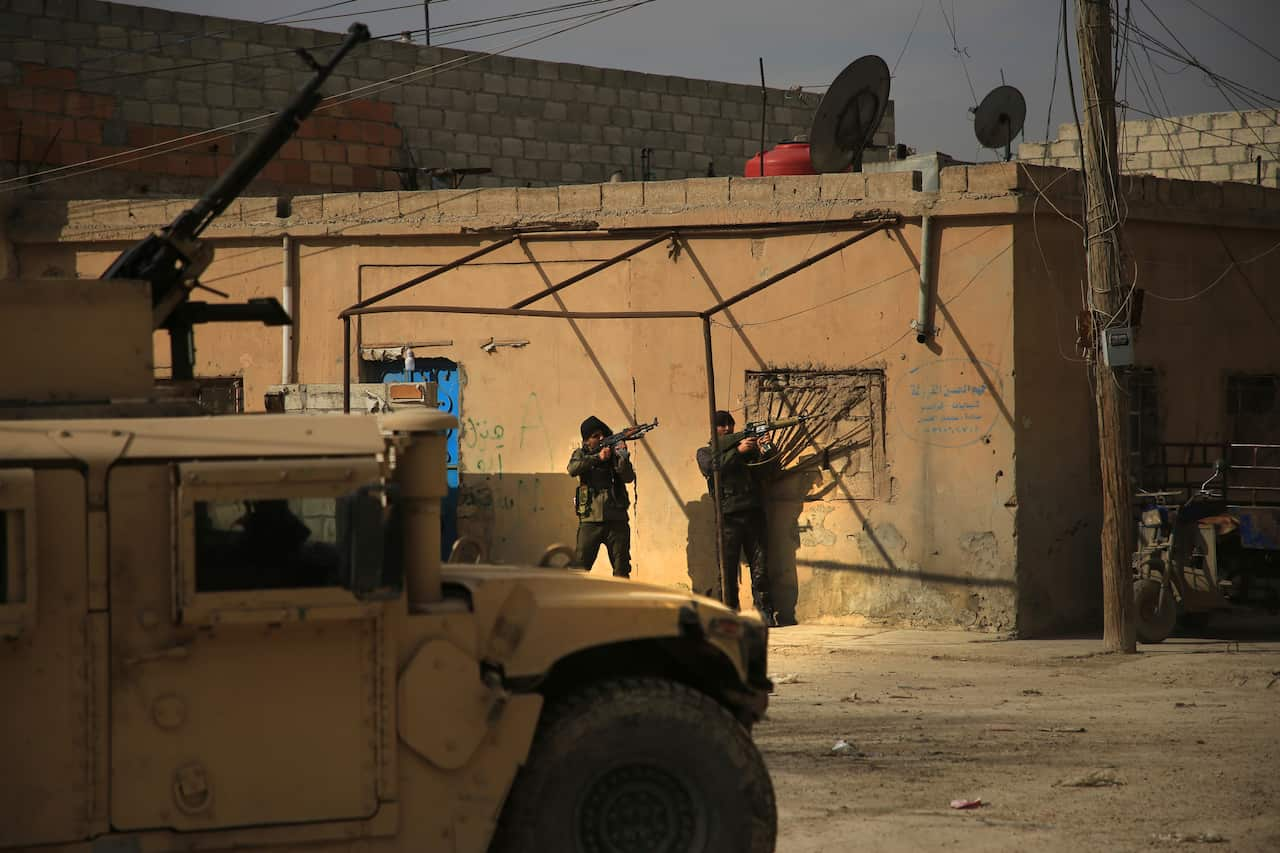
[281,233,296,384]
[510,232,675,309]
[703,316,729,608]
[343,315,352,413]
[702,220,894,318]
[424,0,431,45]
[758,58,767,177]
[347,235,519,313]
[348,305,703,320]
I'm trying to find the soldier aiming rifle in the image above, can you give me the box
[568,416,659,577]
[697,412,809,625]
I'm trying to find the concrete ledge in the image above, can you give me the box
[559,184,602,211]
[13,162,1280,245]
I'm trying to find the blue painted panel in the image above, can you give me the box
[1234,507,1280,551]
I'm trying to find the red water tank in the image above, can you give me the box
[744,141,816,177]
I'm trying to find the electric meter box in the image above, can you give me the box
[1102,326,1135,368]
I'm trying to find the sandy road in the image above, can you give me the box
[758,624,1280,853]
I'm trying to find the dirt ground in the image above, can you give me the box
[758,622,1280,853]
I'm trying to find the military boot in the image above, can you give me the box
[752,591,779,628]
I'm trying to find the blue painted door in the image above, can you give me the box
[380,358,459,560]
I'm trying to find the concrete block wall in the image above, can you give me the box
[0,0,893,199]
[1019,110,1280,186]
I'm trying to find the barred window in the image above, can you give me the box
[744,369,886,501]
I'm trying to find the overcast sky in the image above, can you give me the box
[140,0,1280,162]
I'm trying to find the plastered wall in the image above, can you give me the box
[9,163,1280,633]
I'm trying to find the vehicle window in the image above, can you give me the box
[195,497,345,592]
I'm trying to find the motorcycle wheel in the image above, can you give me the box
[1135,578,1176,644]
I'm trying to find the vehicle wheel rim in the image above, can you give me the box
[577,763,702,853]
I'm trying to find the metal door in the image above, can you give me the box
[107,462,386,833]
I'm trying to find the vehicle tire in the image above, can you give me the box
[489,677,776,853]
[537,542,576,568]
[1135,578,1176,644]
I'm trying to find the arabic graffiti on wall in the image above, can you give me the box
[900,358,1003,447]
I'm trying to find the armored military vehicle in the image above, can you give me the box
[0,23,775,853]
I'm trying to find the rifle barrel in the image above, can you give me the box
[183,23,370,237]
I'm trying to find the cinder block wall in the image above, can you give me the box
[0,0,893,199]
[1019,110,1280,186]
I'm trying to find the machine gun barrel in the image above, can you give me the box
[180,23,370,239]
[103,22,370,310]
[99,23,369,379]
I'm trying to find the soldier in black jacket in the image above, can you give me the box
[696,410,778,625]
[567,415,635,577]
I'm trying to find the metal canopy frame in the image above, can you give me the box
[336,216,896,606]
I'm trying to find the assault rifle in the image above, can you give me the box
[102,23,371,379]
[602,419,659,449]
[718,414,811,458]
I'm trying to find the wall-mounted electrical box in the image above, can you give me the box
[1102,326,1135,368]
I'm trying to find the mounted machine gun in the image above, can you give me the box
[101,23,371,379]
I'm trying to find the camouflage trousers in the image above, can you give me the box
[574,520,632,577]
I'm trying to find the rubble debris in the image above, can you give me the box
[1152,831,1227,844]
[840,692,880,704]
[1056,769,1125,788]
[1021,689,1043,696]
[830,739,855,756]
[1039,726,1087,733]
[947,794,983,809]
[771,672,803,685]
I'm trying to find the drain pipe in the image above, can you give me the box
[281,233,297,384]
[913,216,937,343]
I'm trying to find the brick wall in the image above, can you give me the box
[1019,109,1280,186]
[0,0,893,199]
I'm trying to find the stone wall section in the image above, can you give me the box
[1019,110,1280,186]
[0,0,893,198]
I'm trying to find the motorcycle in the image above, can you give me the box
[1133,453,1280,643]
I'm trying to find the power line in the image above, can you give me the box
[273,0,452,26]
[1127,40,1196,180]
[1134,0,1280,161]
[1180,0,1280,68]
[1112,13,1280,108]
[937,0,978,106]
[891,0,926,77]
[324,0,653,107]
[5,0,629,88]
[0,0,655,193]
[1144,236,1280,303]
[1041,1,1064,164]
[1116,102,1271,149]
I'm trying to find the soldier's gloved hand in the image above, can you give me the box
[616,441,629,460]
[739,437,758,454]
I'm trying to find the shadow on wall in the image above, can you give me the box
[683,486,805,623]
[684,494,718,598]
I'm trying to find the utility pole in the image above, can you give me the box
[1075,0,1136,652]
[423,0,431,45]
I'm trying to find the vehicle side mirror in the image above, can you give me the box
[338,486,403,601]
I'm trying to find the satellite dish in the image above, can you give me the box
[808,55,891,173]
[974,85,1026,161]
